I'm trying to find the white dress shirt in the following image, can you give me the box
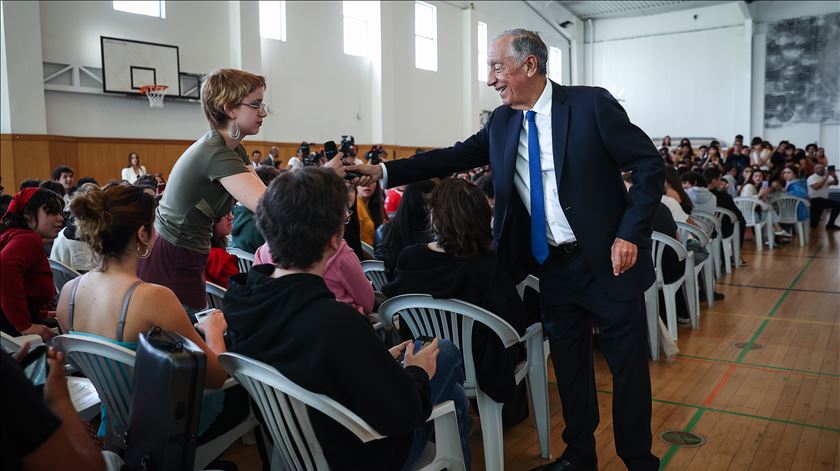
[516,80,576,245]
[380,80,576,244]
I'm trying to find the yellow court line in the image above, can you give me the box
[706,311,840,327]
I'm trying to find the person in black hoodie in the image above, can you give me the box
[382,178,530,424]
[224,167,470,470]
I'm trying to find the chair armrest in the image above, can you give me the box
[427,400,456,422]
[521,322,542,344]
[220,376,240,390]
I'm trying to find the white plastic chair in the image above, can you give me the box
[734,197,774,251]
[218,352,465,471]
[514,274,557,362]
[54,334,257,470]
[226,247,255,274]
[2,331,102,420]
[651,232,696,340]
[360,260,388,292]
[206,282,226,310]
[361,241,375,259]
[379,295,550,471]
[769,195,810,247]
[49,258,81,293]
[676,221,714,313]
[691,210,723,279]
[713,207,742,273]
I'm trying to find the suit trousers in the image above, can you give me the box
[539,246,659,471]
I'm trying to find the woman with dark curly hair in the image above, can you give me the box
[382,177,528,421]
[0,188,64,340]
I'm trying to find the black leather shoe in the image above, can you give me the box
[530,457,598,471]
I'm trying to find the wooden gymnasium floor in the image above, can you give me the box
[223,225,840,470]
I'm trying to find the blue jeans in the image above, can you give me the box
[403,339,471,470]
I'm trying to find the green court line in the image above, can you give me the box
[676,353,840,379]
[658,408,705,470]
[593,389,840,433]
[716,281,840,295]
[734,244,824,364]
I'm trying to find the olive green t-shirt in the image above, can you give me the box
[156,128,250,254]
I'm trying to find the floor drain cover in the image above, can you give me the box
[659,430,706,447]
[733,342,764,350]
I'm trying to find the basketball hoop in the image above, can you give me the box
[139,85,169,108]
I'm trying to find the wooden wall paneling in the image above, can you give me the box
[77,142,121,185]
[11,138,51,189]
[48,138,79,180]
[1,135,15,190]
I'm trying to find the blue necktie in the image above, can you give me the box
[526,110,549,264]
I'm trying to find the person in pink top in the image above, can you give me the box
[254,237,375,316]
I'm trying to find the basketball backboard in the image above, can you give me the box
[101,36,182,97]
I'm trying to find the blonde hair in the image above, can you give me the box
[200,68,267,129]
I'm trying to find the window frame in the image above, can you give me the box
[259,1,287,42]
[414,1,438,72]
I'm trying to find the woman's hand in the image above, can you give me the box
[194,310,227,337]
[22,324,54,342]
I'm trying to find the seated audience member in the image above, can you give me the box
[19,179,42,190]
[1,346,113,471]
[50,183,99,272]
[806,164,840,230]
[254,182,375,315]
[702,167,747,264]
[356,180,385,246]
[206,212,239,288]
[382,178,528,418]
[0,188,64,341]
[740,170,791,239]
[384,185,405,219]
[52,166,75,206]
[121,152,147,183]
[750,137,771,170]
[231,166,279,253]
[248,149,263,168]
[662,167,693,221]
[152,173,166,194]
[475,174,495,213]
[680,172,717,214]
[626,175,689,322]
[722,165,739,198]
[376,180,436,280]
[57,183,248,442]
[133,175,159,197]
[225,168,470,469]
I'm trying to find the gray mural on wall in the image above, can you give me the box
[764,12,840,128]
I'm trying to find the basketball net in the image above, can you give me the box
[139,85,169,108]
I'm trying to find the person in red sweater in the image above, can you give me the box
[0,187,65,341]
[205,212,239,288]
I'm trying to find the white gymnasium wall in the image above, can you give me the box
[39,0,233,139]
[0,2,10,134]
[591,25,746,141]
[1,0,574,147]
[586,2,748,143]
[259,0,374,144]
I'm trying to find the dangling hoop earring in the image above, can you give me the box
[136,242,151,259]
[227,120,241,140]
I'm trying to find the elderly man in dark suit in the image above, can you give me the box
[348,29,663,471]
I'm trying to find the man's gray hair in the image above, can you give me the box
[494,28,547,75]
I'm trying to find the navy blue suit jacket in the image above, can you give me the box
[385,82,664,301]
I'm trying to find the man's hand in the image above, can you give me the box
[343,163,383,187]
[404,337,439,379]
[388,340,412,360]
[611,237,638,276]
[323,151,346,178]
